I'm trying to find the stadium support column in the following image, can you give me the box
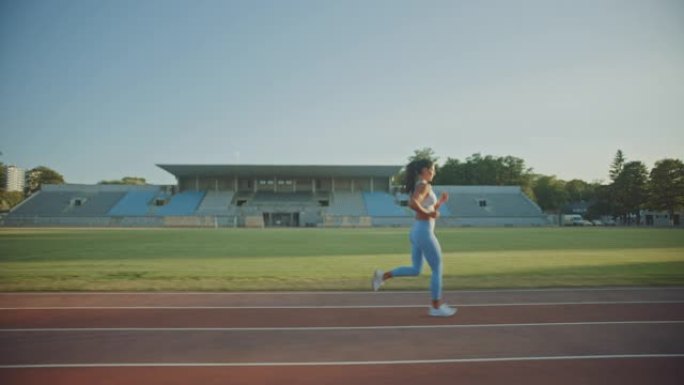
[195,176,199,191]
[312,178,316,193]
[331,177,335,193]
[234,176,238,192]
[370,177,374,193]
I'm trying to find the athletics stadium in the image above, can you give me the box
[2,164,547,228]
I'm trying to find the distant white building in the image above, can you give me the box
[5,165,25,192]
[640,210,682,227]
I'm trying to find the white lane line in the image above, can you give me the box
[1,320,682,332]
[1,287,682,295]
[1,354,683,368]
[1,300,683,310]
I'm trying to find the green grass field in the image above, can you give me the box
[0,227,683,291]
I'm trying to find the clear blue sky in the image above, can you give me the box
[1,0,682,185]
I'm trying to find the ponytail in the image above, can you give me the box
[404,159,434,194]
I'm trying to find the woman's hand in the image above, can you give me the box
[428,210,440,219]
[438,191,449,205]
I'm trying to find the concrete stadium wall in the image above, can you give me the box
[322,215,372,228]
[438,217,551,227]
[370,217,414,227]
[2,214,550,228]
[3,216,115,227]
[324,216,550,228]
[2,215,239,228]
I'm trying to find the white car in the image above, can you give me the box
[570,217,593,226]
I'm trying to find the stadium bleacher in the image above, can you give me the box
[10,191,80,217]
[435,186,543,218]
[251,191,318,204]
[108,189,159,216]
[11,185,130,217]
[156,191,206,216]
[363,192,411,217]
[327,192,367,216]
[63,192,127,217]
[196,191,236,214]
[4,177,549,228]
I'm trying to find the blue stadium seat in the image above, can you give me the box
[12,189,126,217]
[328,192,366,215]
[156,191,206,216]
[108,190,159,216]
[363,192,410,217]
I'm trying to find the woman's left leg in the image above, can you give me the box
[420,232,443,304]
[421,232,456,316]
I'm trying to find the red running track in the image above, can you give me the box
[1,288,683,384]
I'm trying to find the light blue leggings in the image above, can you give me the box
[390,220,443,301]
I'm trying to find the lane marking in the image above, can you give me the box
[1,354,683,368]
[1,320,683,332]
[1,300,683,310]
[1,287,683,295]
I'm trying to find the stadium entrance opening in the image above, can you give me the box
[263,212,299,227]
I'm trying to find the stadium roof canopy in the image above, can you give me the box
[157,164,403,178]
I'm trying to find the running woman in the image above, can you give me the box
[371,159,456,317]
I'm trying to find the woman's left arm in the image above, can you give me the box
[434,191,449,210]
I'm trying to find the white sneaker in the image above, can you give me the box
[429,304,457,317]
[372,269,384,291]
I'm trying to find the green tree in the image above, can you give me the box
[408,147,439,163]
[565,179,595,202]
[648,158,684,226]
[500,155,533,186]
[532,175,568,212]
[612,161,649,224]
[0,191,25,212]
[609,149,625,182]
[0,161,5,191]
[433,157,464,185]
[435,153,533,188]
[586,184,613,220]
[26,166,65,194]
[464,153,499,185]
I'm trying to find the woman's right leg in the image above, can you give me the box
[388,240,423,278]
[373,225,422,290]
